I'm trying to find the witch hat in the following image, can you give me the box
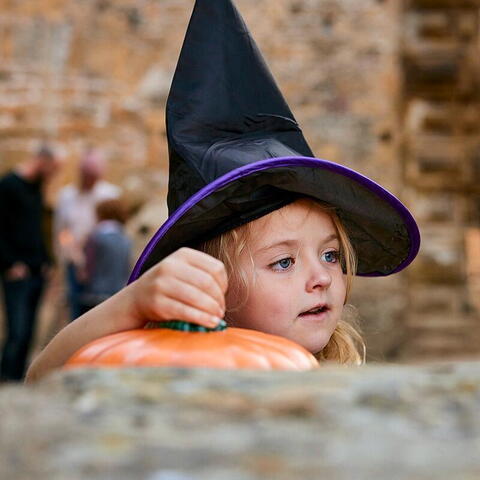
[130,0,420,282]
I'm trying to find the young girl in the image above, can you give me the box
[27,196,361,381]
[26,0,419,381]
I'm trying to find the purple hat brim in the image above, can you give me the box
[129,156,420,283]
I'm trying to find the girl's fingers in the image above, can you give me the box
[169,261,226,311]
[154,296,222,328]
[157,276,224,319]
[178,248,229,294]
[143,248,229,327]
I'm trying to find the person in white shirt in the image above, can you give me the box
[55,149,120,321]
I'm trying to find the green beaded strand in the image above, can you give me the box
[145,319,227,332]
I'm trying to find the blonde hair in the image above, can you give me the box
[198,199,366,365]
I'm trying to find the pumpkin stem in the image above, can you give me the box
[145,319,227,332]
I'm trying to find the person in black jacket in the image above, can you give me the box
[0,145,60,381]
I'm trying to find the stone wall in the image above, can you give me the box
[1,363,480,479]
[0,0,478,362]
[400,0,480,359]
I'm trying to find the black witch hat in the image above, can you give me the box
[129,0,420,282]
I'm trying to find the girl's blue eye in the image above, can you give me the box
[271,257,294,270]
[322,250,339,263]
[278,258,292,269]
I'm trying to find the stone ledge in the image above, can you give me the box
[1,361,479,480]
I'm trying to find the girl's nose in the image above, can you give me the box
[305,260,332,292]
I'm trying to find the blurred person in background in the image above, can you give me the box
[0,144,60,382]
[78,198,132,315]
[54,148,120,321]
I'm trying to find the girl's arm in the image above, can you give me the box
[25,285,138,383]
[26,248,228,383]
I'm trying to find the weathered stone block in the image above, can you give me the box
[465,227,480,314]
[405,134,474,189]
[1,364,480,480]
[407,0,480,8]
[404,189,466,224]
[457,9,479,39]
[405,8,479,42]
[408,286,467,317]
[404,318,480,353]
[404,99,480,137]
[402,46,469,95]
[407,226,465,284]
[465,228,480,276]
[412,11,452,39]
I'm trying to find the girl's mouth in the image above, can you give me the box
[299,305,329,317]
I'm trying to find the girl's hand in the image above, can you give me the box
[127,247,228,329]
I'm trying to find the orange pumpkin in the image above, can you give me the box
[64,320,318,371]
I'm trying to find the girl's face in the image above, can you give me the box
[227,199,347,355]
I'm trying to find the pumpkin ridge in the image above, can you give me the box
[232,328,317,369]
[228,338,264,368]
[89,329,158,365]
[231,329,298,369]
[131,329,190,365]
[67,330,146,365]
[177,330,239,369]
[225,331,274,369]
[124,329,225,368]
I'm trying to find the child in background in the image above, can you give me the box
[78,198,132,315]
[26,0,420,382]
